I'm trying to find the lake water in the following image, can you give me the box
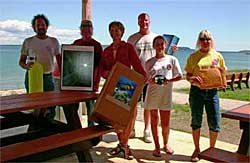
[0,45,249,90]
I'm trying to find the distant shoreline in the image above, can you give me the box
[0,44,249,53]
[1,69,249,92]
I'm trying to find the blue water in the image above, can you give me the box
[0,45,249,90]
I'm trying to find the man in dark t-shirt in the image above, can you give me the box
[72,20,103,127]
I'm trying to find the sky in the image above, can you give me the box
[0,0,250,51]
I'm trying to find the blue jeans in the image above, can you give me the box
[25,72,56,120]
[189,85,220,132]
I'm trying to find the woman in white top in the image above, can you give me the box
[144,35,182,157]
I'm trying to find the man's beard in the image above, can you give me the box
[37,29,46,36]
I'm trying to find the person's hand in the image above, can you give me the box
[147,78,156,85]
[163,79,170,85]
[103,71,110,79]
[190,76,203,84]
[171,45,178,53]
[25,62,34,70]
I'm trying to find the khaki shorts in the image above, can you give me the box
[144,83,173,110]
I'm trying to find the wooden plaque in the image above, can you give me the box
[199,67,226,89]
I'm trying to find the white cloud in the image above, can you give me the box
[0,19,79,45]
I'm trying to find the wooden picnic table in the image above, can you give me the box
[200,103,250,162]
[0,91,114,162]
[222,103,250,155]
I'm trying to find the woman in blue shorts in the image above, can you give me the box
[185,29,227,162]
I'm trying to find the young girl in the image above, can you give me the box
[144,35,182,157]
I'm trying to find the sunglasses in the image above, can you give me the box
[199,38,211,41]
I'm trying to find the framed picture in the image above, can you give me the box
[90,62,145,130]
[163,34,180,55]
[61,44,94,91]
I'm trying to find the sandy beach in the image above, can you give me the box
[0,89,26,96]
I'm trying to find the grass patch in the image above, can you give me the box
[174,87,250,101]
[219,88,250,101]
[170,103,241,145]
[173,103,190,112]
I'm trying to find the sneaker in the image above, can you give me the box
[129,128,136,138]
[143,130,152,143]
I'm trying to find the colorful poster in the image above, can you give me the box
[113,76,137,105]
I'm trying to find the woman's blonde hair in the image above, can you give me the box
[195,29,215,50]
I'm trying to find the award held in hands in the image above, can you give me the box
[163,34,180,55]
[199,67,227,89]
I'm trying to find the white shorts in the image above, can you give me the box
[144,83,173,110]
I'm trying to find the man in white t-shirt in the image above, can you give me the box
[19,14,61,120]
[127,13,157,143]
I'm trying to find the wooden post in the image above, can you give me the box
[82,0,92,20]
[81,0,91,118]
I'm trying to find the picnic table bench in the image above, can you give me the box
[0,91,114,162]
[200,147,249,163]
[224,73,235,91]
[242,72,249,88]
[224,72,249,91]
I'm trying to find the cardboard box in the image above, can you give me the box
[91,62,145,130]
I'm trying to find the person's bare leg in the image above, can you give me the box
[160,110,173,154]
[150,110,159,148]
[150,109,161,157]
[118,108,137,160]
[111,107,137,156]
[209,130,218,147]
[143,109,152,143]
[144,109,151,131]
[192,129,200,150]
[191,129,201,162]
[110,131,123,155]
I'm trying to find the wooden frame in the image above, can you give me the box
[91,62,145,130]
[61,44,94,91]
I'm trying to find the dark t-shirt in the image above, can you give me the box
[72,38,103,91]
[73,38,103,67]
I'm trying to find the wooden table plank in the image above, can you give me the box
[0,91,98,115]
[1,125,114,162]
[222,103,250,122]
[1,91,98,104]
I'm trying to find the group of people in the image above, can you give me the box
[19,13,227,162]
